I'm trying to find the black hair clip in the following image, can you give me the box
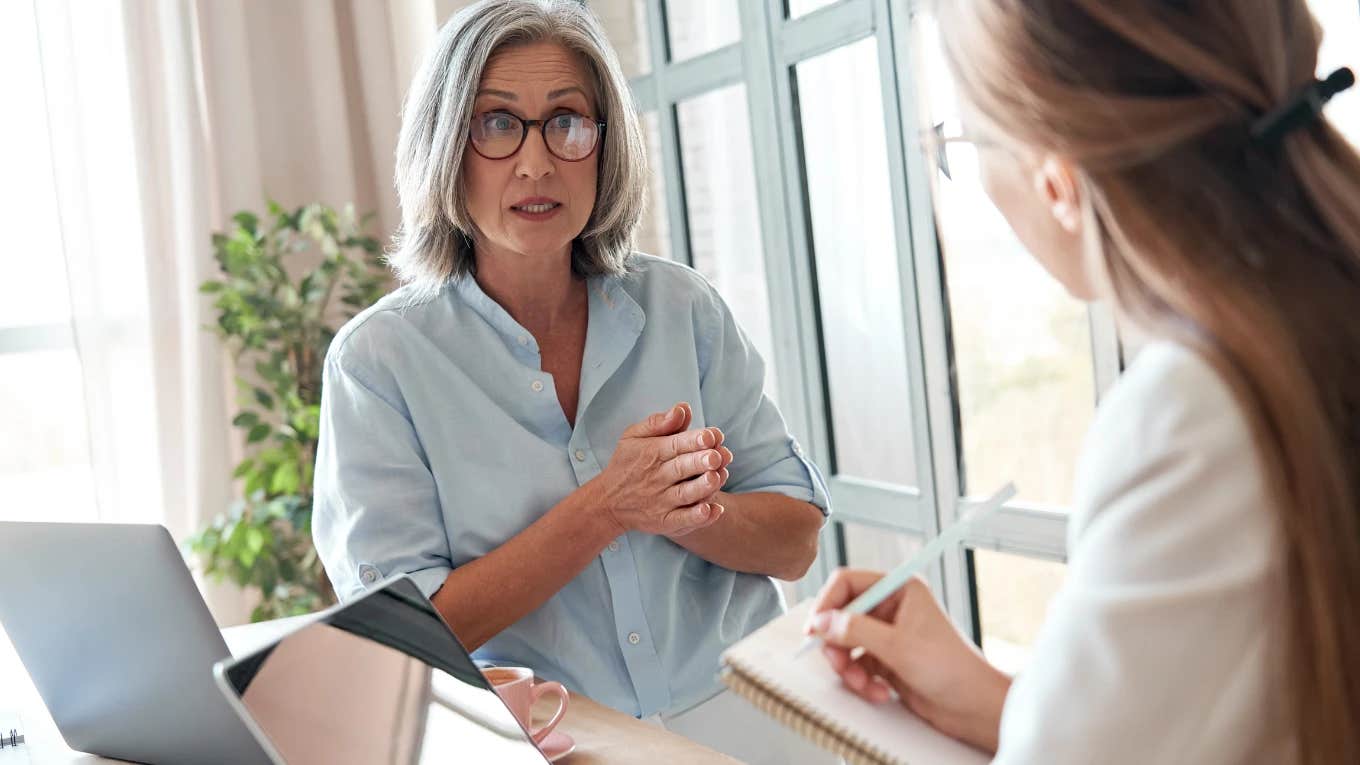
[1249,67,1355,144]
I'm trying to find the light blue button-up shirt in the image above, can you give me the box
[313,254,831,717]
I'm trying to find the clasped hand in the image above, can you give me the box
[594,402,735,537]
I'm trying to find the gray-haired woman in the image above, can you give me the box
[311,1,833,761]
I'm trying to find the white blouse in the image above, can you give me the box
[994,342,1294,763]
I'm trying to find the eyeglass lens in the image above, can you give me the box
[471,112,600,161]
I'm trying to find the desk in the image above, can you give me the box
[1,618,738,765]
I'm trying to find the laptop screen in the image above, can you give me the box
[219,577,548,765]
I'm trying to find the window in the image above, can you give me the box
[843,523,921,573]
[906,8,1090,658]
[677,86,780,400]
[663,0,741,63]
[597,0,1359,628]
[795,38,918,489]
[0,0,98,526]
[972,549,1066,673]
[594,0,652,78]
[636,111,672,260]
[787,0,840,20]
[1310,0,1360,148]
[913,17,1098,510]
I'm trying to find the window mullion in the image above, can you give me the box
[640,0,695,268]
[739,0,839,598]
[882,0,975,637]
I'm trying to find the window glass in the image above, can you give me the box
[796,38,917,487]
[677,85,779,400]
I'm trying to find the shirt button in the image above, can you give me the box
[792,442,805,457]
[627,632,641,645]
[360,568,378,584]
[574,449,586,462]
[531,380,544,392]
[518,335,529,346]
[608,541,620,553]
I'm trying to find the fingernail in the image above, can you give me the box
[705,452,718,468]
[699,431,711,447]
[808,612,832,634]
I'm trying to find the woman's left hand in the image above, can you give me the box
[654,404,734,536]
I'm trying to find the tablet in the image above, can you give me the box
[213,575,549,764]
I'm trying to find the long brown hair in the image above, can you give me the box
[938,1,1360,761]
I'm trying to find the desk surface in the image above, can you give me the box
[2,618,738,765]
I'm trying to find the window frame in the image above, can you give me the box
[622,0,1125,638]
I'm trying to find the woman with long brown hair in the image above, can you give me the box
[806,1,1360,761]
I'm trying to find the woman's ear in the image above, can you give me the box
[1032,155,1083,233]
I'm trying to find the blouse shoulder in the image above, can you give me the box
[1071,340,1273,550]
[326,282,450,371]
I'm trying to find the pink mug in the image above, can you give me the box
[483,666,569,744]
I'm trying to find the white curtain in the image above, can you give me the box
[32,0,440,624]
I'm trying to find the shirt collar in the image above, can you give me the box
[450,271,645,353]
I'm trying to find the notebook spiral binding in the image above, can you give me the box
[0,729,23,749]
[720,665,901,765]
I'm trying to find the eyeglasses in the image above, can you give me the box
[469,111,606,162]
[918,121,996,180]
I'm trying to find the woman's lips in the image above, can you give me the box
[510,200,562,221]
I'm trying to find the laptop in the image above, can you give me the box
[213,575,550,764]
[0,522,271,764]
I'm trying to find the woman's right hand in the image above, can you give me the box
[805,568,1011,753]
[592,402,734,537]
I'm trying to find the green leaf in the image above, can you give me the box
[193,200,389,621]
[245,525,267,556]
[222,518,244,553]
[243,470,264,497]
[233,211,259,236]
[270,461,300,495]
[256,554,279,599]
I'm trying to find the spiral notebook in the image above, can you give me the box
[720,601,990,765]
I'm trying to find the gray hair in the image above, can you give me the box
[389,0,647,294]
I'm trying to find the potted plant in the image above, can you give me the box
[188,201,390,621]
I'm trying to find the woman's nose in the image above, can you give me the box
[514,128,555,180]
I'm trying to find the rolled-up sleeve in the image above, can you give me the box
[312,351,454,601]
[696,284,832,517]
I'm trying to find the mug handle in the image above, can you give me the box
[528,680,569,744]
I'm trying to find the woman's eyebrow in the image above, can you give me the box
[475,86,587,102]
[547,86,587,100]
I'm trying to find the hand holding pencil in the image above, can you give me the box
[801,483,1017,754]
